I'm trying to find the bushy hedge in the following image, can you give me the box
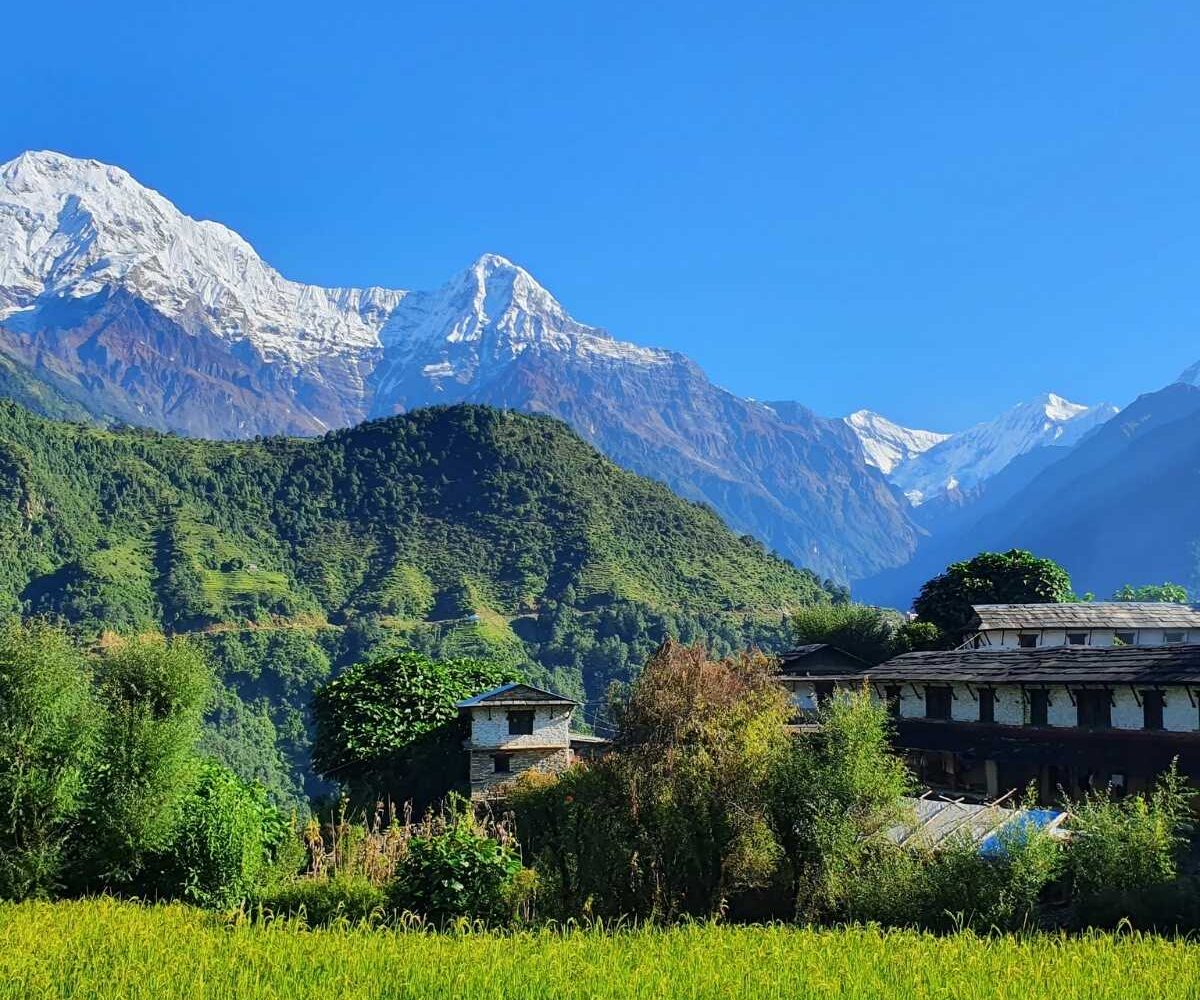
[388,803,532,927]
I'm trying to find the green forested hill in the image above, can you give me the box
[0,401,835,803]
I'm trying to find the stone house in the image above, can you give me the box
[776,644,870,717]
[456,682,577,799]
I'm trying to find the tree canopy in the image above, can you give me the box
[912,549,1073,641]
[1112,583,1190,603]
[311,650,519,805]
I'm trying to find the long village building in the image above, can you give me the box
[780,604,1200,804]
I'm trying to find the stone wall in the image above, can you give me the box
[469,705,571,750]
[469,747,571,797]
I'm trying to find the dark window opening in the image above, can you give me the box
[507,710,535,736]
[884,685,902,719]
[1067,632,1088,646]
[979,688,995,724]
[492,753,511,774]
[1165,631,1186,645]
[1114,631,1136,647]
[1028,689,1049,727]
[814,681,835,706]
[1076,689,1112,729]
[925,685,952,720]
[1018,633,1039,648]
[1142,690,1165,731]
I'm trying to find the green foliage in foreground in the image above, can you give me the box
[388,803,529,927]
[2,899,1200,1000]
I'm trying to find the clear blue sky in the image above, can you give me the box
[5,1,1200,430]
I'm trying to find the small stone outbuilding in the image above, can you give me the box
[456,682,577,798]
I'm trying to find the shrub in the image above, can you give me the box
[255,876,388,927]
[148,760,284,909]
[1079,876,1200,933]
[1065,765,1193,927]
[509,764,644,921]
[0,620,98,899]
[388,801,529,926]
[843,814,1062,933]
[75,635,213,890]
[769,687,911,919]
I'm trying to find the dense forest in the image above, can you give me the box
[0,401,840,804]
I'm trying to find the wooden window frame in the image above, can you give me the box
[507,710,535,736]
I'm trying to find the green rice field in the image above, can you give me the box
[0,899,1196,999]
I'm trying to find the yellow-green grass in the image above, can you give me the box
[1,899,1197,1000]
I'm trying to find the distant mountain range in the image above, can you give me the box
[1,150,1188,599]
[845,394,1119,507]
[855,383,1200,606]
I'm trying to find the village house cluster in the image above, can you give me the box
[780,603,1200,803]
[459,602,1200,803]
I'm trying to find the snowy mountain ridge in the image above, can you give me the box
[844,409,950,475]
[0,150,919,582]
[0,151,411,364]
[875,392,1120,505]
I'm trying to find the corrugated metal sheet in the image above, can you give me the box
[888,796,1067,852]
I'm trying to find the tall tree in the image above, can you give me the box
[311,650,518,807]
[76,636,213,888]
[0,620,98,899]
[610,642,794,918]
[913,549,1073,642]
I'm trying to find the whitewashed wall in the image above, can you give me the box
[784,680,817,712]
[853,681,1200,733]
[469,705,571,749]
[980,628,1200,649]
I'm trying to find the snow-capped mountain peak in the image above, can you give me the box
[374,251,674,399]
[886,392,1120,505]
[844,409,950,474]
[0,150,406,364]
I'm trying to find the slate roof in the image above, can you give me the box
[776,644,870,676]
[971,603,1200,631]
[869,645,1200,686]
[455,682,577,709]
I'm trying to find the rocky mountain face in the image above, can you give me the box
[0,151,918,582]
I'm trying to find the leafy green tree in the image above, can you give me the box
[0,620,99,899]
[147,759,285,909]
[912,549,1073,641]
[310,650,519,806]
[895,618,944,652]
[76,636,213,889]
[769,686,910,918]
[791,604,907,665]
[1112,582,1190,603]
